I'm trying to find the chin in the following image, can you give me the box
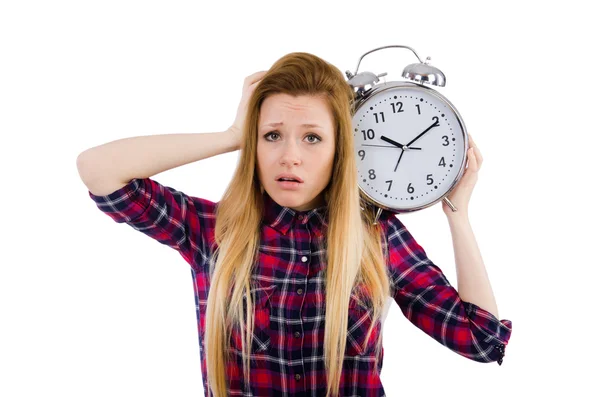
[270,189,305,204]
[275,192,303,203]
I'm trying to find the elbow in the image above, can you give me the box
[76,150,97,180]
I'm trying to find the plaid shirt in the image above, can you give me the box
[88,177,512,396]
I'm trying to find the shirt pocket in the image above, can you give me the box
[230,283,278,354]
[345,292,381,356]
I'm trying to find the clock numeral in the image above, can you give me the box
[358,150,365,160]
[391,102,404,113]
[432,116,440,126]
[415,104,421,115]
[407,182,414,194]
[442,135,449,146]
[368,169,376,180]
[439,157,446,167]
[426,174,434,185]
[373,112,386,123]
[385,180,393,191]
[361,129,375,140]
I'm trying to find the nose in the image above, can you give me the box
[280,140,301,166]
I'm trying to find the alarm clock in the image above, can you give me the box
[345,45,468,224]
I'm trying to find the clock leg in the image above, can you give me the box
[443,197,458,212]
[372,207,383,225]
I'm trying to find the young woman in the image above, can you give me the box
[77,52,512,397]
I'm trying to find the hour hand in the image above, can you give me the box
[381,135,407,149]
[380,135,414,173]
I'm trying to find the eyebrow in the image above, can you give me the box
[262,122,323,129]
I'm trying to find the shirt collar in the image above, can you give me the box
[262,191,328,235]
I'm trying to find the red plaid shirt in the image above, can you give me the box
[88,177,512,396]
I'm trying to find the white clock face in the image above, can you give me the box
[353,84,467,211]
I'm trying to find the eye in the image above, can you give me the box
[263,131,322,143]
[306,134,322,143]
[264,131,280,141]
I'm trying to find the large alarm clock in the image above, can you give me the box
[345,45,468,223]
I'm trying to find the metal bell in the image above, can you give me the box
[345,70,388,98]
[402,56,446,87]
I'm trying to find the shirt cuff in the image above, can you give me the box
[88,178,150,224]
[464,300,513,365]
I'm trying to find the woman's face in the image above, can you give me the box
[257,93,335,212]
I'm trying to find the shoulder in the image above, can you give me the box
[376,209,420,255]
[376,208,402,234]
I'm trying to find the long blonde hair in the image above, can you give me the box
[204,52,392,397]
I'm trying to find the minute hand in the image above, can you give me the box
[406,119,440,147]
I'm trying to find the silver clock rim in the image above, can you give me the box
[352,81,469,214]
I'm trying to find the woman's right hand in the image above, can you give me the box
[228,71,268,150]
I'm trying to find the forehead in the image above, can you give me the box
[259,93,333,130]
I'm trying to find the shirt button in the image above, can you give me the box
[298,215,304,221]
[297,288,303,295]
[294,331,301,338]
[295,374,301,381]
[301,256,307,262]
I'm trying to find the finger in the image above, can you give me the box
[467,134,482,164]
[246,71,268,84]
[468,148,478,171]
[468,135,482,162]
[244,70,267,87]
[468,133,476,147]
[247,70,267,79]
[475,145,483,164]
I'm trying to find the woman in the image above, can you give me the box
[78,52,512,397]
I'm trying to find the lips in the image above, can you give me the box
[275,173,304,183]
[276,179,302,190]
[277,178,302,182]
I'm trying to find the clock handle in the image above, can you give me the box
[351,45,424,77]
[443,197,458,212]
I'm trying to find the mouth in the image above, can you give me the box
[276,178,303,183]
[275,174,304,183]
[276,179,303,189]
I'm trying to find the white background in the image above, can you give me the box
[1,0,597,396]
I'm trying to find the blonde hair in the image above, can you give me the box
[204,52,391,397]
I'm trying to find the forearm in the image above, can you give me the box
[77,130,237,187]
[447,214,499,319]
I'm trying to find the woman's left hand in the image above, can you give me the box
[442,133,483,218]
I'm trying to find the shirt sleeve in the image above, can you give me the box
[384,213,512,365]
[87,177,217,270]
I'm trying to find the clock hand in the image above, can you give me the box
[380,135,417,172]
[380,135,407,149]
[386,120,440,172]
[362,144,421,150]
[394,149,404,172]
[406,119,440,147]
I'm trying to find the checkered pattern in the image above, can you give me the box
[88,177,512,396]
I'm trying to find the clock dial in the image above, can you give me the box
[353,84,467,211]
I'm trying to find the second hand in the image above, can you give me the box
[361,144,422,150]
